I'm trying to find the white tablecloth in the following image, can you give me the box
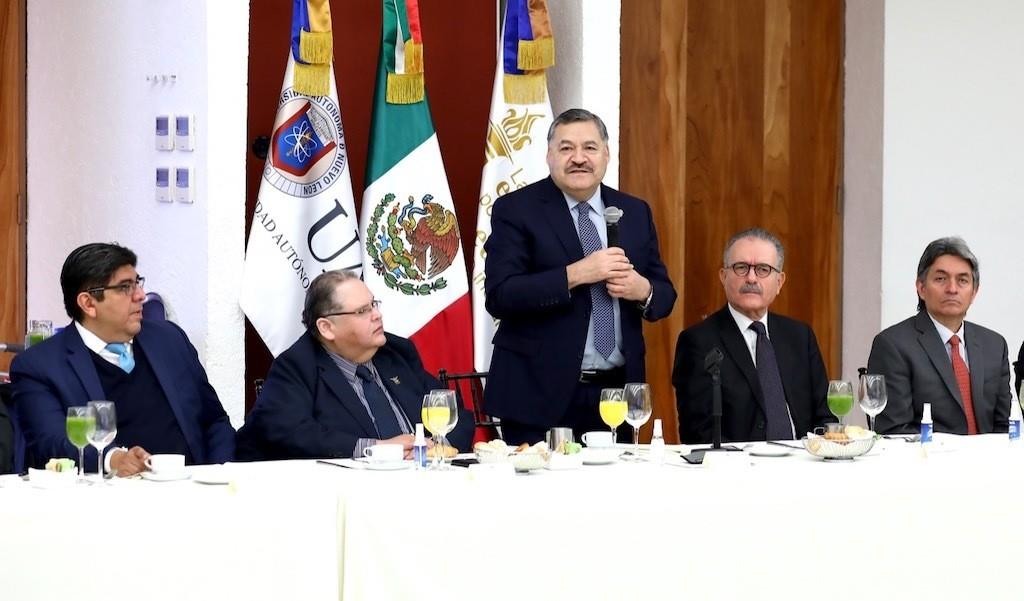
[3,435,1023,601]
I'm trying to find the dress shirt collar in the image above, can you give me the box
[926,311,965,346]
[75,321,133,366]
[727,303,769,338]
[563,188,604,214]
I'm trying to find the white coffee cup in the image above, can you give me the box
[363,443,404,463]
[145,453,186,474]
[581,431,614,448]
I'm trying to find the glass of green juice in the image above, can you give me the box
[66,406,96,483]
[827,380,854,426]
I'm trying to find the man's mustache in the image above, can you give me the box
[739,283,762,295]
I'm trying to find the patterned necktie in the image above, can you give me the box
[748,322,793,440]
[574,202,615,359]
[104,343,135,374]
[949,335,978,435]
[355,364,403,439]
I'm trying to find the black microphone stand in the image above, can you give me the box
[702,347,741,452]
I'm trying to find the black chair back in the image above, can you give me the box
[437,369,500,441]
[0,381,19,474]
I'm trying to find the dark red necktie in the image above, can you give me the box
[949,335,977,435]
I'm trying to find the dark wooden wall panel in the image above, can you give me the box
[622,0,844,440]
[245,1,495,409]
[0,0,26,372]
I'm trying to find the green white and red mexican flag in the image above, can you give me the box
[360,0,471,377]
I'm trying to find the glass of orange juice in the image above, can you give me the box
[599,388,627,444]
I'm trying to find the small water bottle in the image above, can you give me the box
[1010,396,1023,444]
[920,403,933,447]
[649,418,666,465]
[412,423,428,469]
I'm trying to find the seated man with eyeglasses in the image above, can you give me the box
[11,243,235,475]
[236,270,474,461]
[672,228,832,444]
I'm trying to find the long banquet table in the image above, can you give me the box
[2,434,1023,601]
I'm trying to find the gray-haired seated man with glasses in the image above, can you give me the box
[11,242,235,476]
[236,270,474,461]
[672,228,832,444]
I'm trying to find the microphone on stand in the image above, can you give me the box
[702,347,741,452]
[0,342,25,354]
[603,206,623,248]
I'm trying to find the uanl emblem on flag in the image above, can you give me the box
[364,192,458,295]
[265,93,346,193]
[485,109,546,162]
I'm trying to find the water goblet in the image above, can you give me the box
[827,380,854,426]
[86,401,117,484]
[599,388,626,444]
[422,389,458,470]
[66,406,96,484]
[858,374,888,433]
[623,383,652,457]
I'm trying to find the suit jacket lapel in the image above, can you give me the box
[64,326,105,401]
[316,351,377,436]
[715,308,765,411]
[540,177,585,261]
[768,315,799,408]
[914,312,964,409]
[965,323,988,426]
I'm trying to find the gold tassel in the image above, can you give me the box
[518,37,555,70]
[386,72,424,104]
[404,40,423,74]
[503,72,547,104]
[294,62,330,97]
[300,30,333,64]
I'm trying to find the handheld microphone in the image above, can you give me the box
[603,206,623,248]
[0,342,25,354]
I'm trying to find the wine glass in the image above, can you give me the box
[827,380,854,426]
[623,383,652,458]
[599,388,626,444]
[858,374,888,433]
[86,401,117,484]
[66,406,96,483]
[422,390,458,470]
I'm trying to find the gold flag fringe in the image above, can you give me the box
[300,30,333,64]
[517,37,554,70]
[294,62,330,97]
[386,72,425,104]
[403,40,424,73]
[503,71,547,104]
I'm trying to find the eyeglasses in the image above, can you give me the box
[85,275,146,297]
[727,262,780,278]
[320,299,382,319]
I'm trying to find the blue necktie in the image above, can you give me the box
[355,365,403,439]
[749,322,793,440]
[104,343,135,374]
[574,202,615,360]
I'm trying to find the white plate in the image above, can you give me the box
[140,470,191,482]
[191,466,232,485]
[580,448,621,465]
[355,458,413,471]
[746,443,791,457]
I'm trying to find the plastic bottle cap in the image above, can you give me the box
[414,423,425,444]
[922,403,932,423]
[652,418,663,437]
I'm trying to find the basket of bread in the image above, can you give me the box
[802,425,875,460]
[474,440,550,472]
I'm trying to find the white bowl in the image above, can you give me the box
[474,447,513,464]
[510,452,547,472]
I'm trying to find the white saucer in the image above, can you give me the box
[355,459,412,471]
[746,443,791,457]
[141,470,191,482]
[580,448,621,465]
[191,467,231,485]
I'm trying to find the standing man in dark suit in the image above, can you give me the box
[236,270,474,460]
[673,228,832,444]
[11,243,235,474]
[484,108,677,445]
[868,237,1011,435]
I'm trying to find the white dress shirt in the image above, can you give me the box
[926,312,970,369]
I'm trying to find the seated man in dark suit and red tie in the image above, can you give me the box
[236,270,474,460]
[673,228,832,444]
[11,243,235,475]
[868,237,1011,435]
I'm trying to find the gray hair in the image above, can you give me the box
[301,270,361,336]
[722,228,786,271]
[915,236,979,312]
[547,108,609,144]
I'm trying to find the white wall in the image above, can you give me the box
[882,0,1023,373]
[26,0,249,425]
